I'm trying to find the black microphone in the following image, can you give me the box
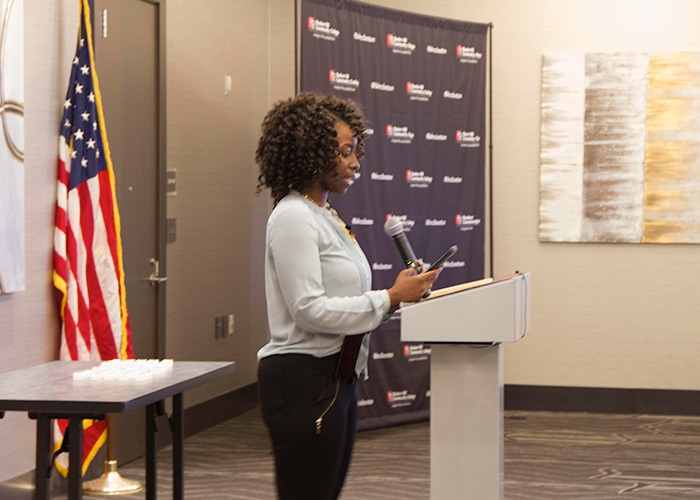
[383,217,422,274]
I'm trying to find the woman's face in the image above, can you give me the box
[321,121,359,196]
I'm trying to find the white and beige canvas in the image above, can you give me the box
[540,52,700,244]
[0,0,24,292]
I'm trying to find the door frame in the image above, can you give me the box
[152,0,167,359]
[91,0,168,358]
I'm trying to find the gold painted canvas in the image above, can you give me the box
[540,52,700,244]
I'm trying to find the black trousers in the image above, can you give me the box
[258,353,357,500]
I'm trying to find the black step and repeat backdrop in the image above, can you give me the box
[301,0,489,430]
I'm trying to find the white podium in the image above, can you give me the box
[401,272,531,500]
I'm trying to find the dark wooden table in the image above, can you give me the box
[0,360,236,500]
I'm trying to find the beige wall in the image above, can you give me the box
[162,0,271,406]
[162,0,294,409]
[2,0,699,484]
[362,0,700,390]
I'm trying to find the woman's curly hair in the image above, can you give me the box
[255,92,368,205]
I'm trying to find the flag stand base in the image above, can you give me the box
[82,460,143,495]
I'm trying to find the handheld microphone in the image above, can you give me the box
[383,217,421,274]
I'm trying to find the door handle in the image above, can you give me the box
[147,275,168,285]
[144,258,167,286]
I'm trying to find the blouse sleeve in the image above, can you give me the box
[268,206,390,335]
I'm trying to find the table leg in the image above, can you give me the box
[146,404,157,500]
[68,417,83,500]
[173,394,184,500]
[34,415,51,500]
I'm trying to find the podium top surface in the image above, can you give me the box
[401,272,530,344]
[0,360,236,415]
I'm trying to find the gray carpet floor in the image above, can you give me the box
[4,409,700,499]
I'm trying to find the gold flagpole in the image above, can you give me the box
[82,415,143,495]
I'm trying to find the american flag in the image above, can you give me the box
[52,0,133,476]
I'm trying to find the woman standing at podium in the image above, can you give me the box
[255,93,440,500]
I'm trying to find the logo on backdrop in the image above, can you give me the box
[456,130,481,148]
[353,31,376,43]
[443,89,463,100]
[425,218,447,227]
[426,44,447,55]
[308,17,340,41]
[443,260,466,268]
[373,351,395,360]
[456,45,482,63]
[371,81,395,92]
[358,398,375,407]
[426,132,447,142]
[443,175,463,184]
[403,343,431,362]
[405,170,433,188]
[386,33,416,55]
[371,172,394,181]
[406,81,433,102]
[386,389,417,408]
[351,216,374,226]
[456,214,482,231]
[372,262,393,271]
[386,124,415,144]
[385,214,416,231]
[329,70,359,92]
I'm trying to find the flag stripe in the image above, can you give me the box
[91,173,123,357]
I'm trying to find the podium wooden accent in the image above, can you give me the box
[401,272,530,500]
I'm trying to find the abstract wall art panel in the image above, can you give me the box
[0,0,24,293]
[540,52,700,244]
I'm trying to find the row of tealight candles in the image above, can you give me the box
[72,359,174,381]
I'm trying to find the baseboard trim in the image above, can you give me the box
[505,384,700,415]
[187,384,700,432]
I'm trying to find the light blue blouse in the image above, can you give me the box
[257,190,391,378]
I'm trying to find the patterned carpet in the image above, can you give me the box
[4,409,700,499]
[504,411,700,499]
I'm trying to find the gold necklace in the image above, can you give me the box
[304,194,356,244]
